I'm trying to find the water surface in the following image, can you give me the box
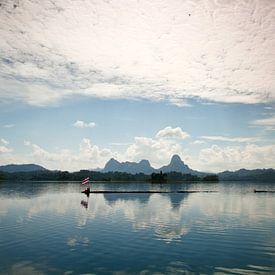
[0,181,274,274]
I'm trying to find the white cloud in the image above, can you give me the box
[79,138,113,161]
[3,124,15,128]
[250,115,275,131]
[72,120,96,129]
[192,140,206,145]
[1,138,9,145]
[124,127,191,167]
[0,77,66,106]
[195,144,275,172]
[0,146,12,154]
[109,142,132,146]
[20,126,190,170]
[23,138,114,171]
[0,0,274,106]
[0,138,12,154]
[24,140,31,146]
[200,135,259,143]
[125,136,186,168]
[156,126,190,140]
[252,115,275,126]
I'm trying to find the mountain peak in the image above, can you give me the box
[103,158,121,171]
[108,158,120,164]
[139,159,150,165]
[159,154,192,174]
[102,158,154,174]
[170,154,183,164]
[101,155,200,175]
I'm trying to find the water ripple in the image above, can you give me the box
[0,181,275,274]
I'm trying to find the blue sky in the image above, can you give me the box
[1,0,275,172]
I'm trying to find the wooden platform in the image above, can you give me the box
[82,190,218,194]
[254,190,275,193]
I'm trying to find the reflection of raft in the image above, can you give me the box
[254,190,275,193]
[81,190,218,194]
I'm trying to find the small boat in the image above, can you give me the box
[81,187,90,195]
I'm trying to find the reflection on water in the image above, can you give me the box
[0,181,275,274]
[80,199,89,209]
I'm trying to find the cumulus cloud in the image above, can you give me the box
[156,126,190,140]
[195,144,275,172]
[121,127,275,171]
[72,120,96,129]
[23,138,115,171]
[125,136,186,168]
[0,138,12,153]
[18,127,191,170]
[124,126,191,167]
[0,146,12,154]
[0,0,274,106]
[200,135,259,143]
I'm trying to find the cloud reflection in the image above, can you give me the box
[0,186,275,242]
[67,236,90,247]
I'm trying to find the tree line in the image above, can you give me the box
[0,170,219,182]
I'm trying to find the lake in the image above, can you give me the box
[0,181,274,274]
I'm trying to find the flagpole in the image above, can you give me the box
[81,177,91,196]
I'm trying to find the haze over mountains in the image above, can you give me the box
[0,164,46,173]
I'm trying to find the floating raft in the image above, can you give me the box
[82,190,218,194]
[254,190,275,193]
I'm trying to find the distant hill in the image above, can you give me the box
[0,164,47,173]
[101,155,275,180]
[101,155,206,176]
[157,154,203,175]
[102,158,155,174]
[218,168,275,181]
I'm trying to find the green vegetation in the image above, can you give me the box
[0,169,219,183]
[151,171,168,183]
[166,172,200,182]
[150,171,217,183]
[0,172,6,181]
[201,175,219,182]
[219,169,275,182]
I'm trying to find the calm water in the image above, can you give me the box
[0,181,274,274]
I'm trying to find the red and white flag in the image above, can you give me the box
[82,177,90,185]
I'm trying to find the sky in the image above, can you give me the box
[0,0,275,172]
